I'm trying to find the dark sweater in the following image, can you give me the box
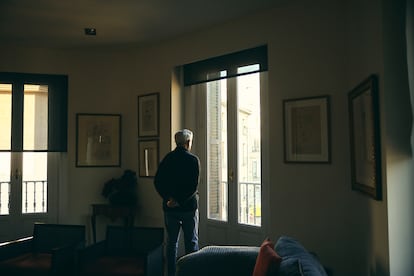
[154,146,200,212]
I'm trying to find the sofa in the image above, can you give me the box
[176,236,329,276]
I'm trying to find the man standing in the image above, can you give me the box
[154,129,200,276]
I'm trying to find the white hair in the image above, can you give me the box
[175,129,193,146]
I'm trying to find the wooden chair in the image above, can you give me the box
[0,223,86,276]
[78,226,164,276]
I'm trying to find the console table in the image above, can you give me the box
[91,204,136,243]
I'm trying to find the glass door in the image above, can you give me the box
[206,65,261,226]
[0,82,54,242]
[188,65,264,246]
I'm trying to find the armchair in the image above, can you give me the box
[0,223,86,276]
[78,226,164,276]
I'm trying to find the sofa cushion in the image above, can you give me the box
[278,258,304,276]
[252,238,282,276]
[275,236,327,276]
[176,246,259,276]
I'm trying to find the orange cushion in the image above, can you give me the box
[252,238,282,276]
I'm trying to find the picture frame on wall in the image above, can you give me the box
[138,93,159,137]
[76,113,121,167]
[283,95,331,163]
[138,139,159,177]
[348,74,382,200]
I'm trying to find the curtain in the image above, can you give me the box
[407,0,414,149]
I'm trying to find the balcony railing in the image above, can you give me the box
[208,181,261,226]
[0,180,47,215]
[0,181,8,215]
[239,181,261,226]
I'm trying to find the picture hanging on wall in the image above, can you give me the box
[138,93,159,137]
[138,139,159,177]
[76,113,121,167]
[348,74,382,200]
[283,95,331,163]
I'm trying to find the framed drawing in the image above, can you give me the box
[348,75,382,200]
[138,93,159,137]
[283,95,331,163]
[138,140,159,177]
[76,113,121,167]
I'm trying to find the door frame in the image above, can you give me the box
[185,72,270,247]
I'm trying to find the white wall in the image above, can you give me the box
[0,0,404,274]
[344,0,389,274]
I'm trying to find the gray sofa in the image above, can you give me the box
[176,236,329,276]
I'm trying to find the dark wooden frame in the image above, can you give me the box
[283,95,331,163]
[138,139,159,177]
[76,113,121,167]
[138,93,159,137]
[348,75,382,200]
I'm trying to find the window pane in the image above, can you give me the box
[237,65,261,226]
[0,152,11,215]
[207,73,228,221]
[22,152,47,213]
[24,84,48,150]
[0,84,12,150]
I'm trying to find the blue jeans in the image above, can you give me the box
[164,209,199,276]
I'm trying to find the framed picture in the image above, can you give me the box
[348,75,382,200]
[138,93,159,137]
[283,95,331,163]
[76,113,121,167]
[138,140,159,177]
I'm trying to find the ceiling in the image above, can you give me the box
[0,0,282,48]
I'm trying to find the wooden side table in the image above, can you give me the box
[91,204,136,243]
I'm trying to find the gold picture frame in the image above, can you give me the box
[348,75,382,200]
[76,113,121,167]
[283,95,331,163]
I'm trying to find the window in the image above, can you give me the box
[0,73,67,215]
[183,46,267,227]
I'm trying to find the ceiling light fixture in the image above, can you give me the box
[84,28,97,36]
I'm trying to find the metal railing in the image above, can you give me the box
[0,181,9,215]
[0,180,47,215]
[208,180,261,226]
[239,181,261,226]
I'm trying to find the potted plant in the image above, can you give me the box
[101,170,138,206]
